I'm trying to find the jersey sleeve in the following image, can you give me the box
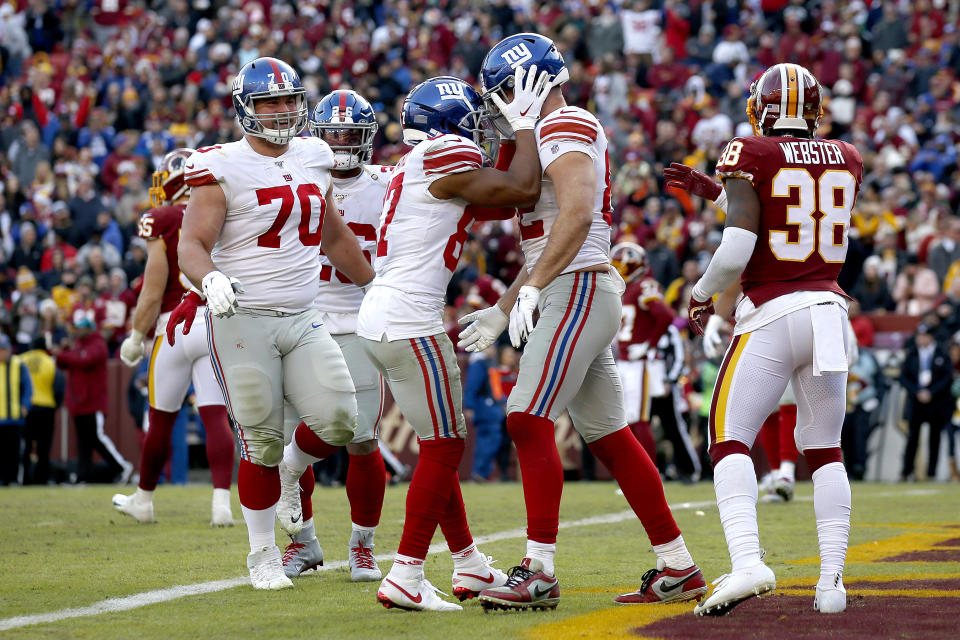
[302,137,336,171]
[421,135,484,176]
[537,109,601,171]
[137,207,173,242]
[183,146,231,204]
[715,137,765,187]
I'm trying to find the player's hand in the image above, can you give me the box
[508,301,525,348]
[457,305,508,352]
[202,271,243,319]
[490,64,551,132]
[167,290,204,346]
[702,314,726,358]
[119,330,145,367]
[664,162,723,201]
[515,285,541,343]
[627,343,649,361]
[687,294,715,336]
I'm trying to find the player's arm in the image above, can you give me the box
[429,130,541,206]
[320,184,375,287]
[179,183,226,288]
[713,280,742,319]
[130,240,168,335]
[525,152,595,289]
[690,178,759,302]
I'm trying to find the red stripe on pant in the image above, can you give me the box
[543,273,597,417]
[410,338,441,439]
[429,335,460,439]
[525,274,582,414]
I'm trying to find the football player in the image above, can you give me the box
[463,33,706,612]
[177,57,374,590]
[354,71,549,611]
[113,148,236,527]
[685,63,861,616]
[276,90,389,582]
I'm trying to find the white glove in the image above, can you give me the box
[702,314,726,359]
[515,285,541,343]
[119,330,145,367]
[457,305,508,352]
[202,271,244,318]
[490,64,552,132]
[508,301,525,348]
[627,343,649,361]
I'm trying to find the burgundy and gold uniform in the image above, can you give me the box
[137,205,189,315]
[617,276,671,361]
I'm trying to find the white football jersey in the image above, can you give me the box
[357,134,483,341]
[312,164,391,334]
[521,107,613,274]
[184,136,335,313]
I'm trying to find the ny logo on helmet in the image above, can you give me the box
[501,43,532,68]
[437,82,467,101]
[232,74,245,96]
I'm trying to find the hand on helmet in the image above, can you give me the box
[490,64,552,133]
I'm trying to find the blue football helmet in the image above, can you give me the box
[232,57,308,144]
[480,33,569,137]
[309,90,378,169]
[400,76,488,148]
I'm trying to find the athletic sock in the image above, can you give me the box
[507,412,563,544]
[714,453,763,572]
[238,459,280,552]
[198,405,235,490]
[396,439,464,560]
[299,464,315,522]
[138,408,178,491]
[653,534,695,570]
[439,478,473,555]
[812,461,851,588]
[525,540,556,575]
[347,449,386,528]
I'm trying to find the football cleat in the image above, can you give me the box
[694,563,776,616]
[282,535,324,578]
[112,492,154,523]
[377,575,463,612]
[814,573,846,614]
[774,476,795,502]
[759,489,786,503]
[211,488,234,527]
[451,551,508,601]
[248,545,294,590]
[614,559,708,604]
[276,460,304,536]
[478,558,560,611]
[758,471,776,494]
[349,530,382,582]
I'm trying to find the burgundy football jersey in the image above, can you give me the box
[136,204,189,314]
[715,136,863,307]
[617,275,669,360]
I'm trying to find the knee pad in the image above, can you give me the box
[306,407,357,448]
[244,434,284,467]
[225,366,275,428]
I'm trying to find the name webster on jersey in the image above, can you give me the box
[779,140,847,165]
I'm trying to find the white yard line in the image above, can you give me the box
[0,489,938,631]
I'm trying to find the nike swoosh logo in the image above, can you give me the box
[291,513,301,523]
[659,571,700,593]
[186,163,194,169]
[533,583,555,598]
[520,107,531,116]
[457,572,495,584]
[311,323,322,328]
[385,578,423,603]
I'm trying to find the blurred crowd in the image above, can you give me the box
[2,0,960,484]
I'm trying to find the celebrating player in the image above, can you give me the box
[177,57,374,590]
[276,90,389,582]
[113,148,236,527]
[464,33,705,612]
[353,71,550,612]
[686,63,861,615]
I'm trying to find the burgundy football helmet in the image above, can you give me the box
[747,63,823,137]
[149,148,194,207]
[610,242,648,283]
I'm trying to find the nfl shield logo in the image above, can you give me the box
[283,174,293,182]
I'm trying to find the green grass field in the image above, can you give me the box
[1,481,957,639]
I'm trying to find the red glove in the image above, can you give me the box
[687,294,715,336]
[664,162,723,201]
[166,291,203,346]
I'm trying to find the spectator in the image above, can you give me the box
[852,256,896,313]
[0,333,32,485]
[67,176,108,241]
[464,345,505,483]
[900,324,954,481]
[10,222,43,273]
[20,336,62,485]
[928,219,960,287]
[871,2,909,53]
[893,256,940,315]
[54,312,131,483]
[587,5,624,62]
[8,121,50,186]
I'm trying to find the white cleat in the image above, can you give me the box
[247,545,294,590]
[377,574,463,611]
[774,476,795,502]
[451,551,508,601]
[694,563,776,616]
[112,493,154,523]
[349,530,382,582]
[757,471,776,494]
[276,460,303,536]
[759,490,786,503]
[211,488,234,527]
[814,573,846,613]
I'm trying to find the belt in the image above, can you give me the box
[239,307,305,318]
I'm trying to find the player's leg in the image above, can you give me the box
[790,309,851,614]
[333,332,387,582]
[208,310,289,590]
[188,314,236,526]
[617,359,657,461]
[775,399,799,500]
[113,334,193,523]
[276,313,356,535]
[758,410,781,496]
[695,319,793,616]
[89,410,132,482]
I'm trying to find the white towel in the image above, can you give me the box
[811,302,848,376]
